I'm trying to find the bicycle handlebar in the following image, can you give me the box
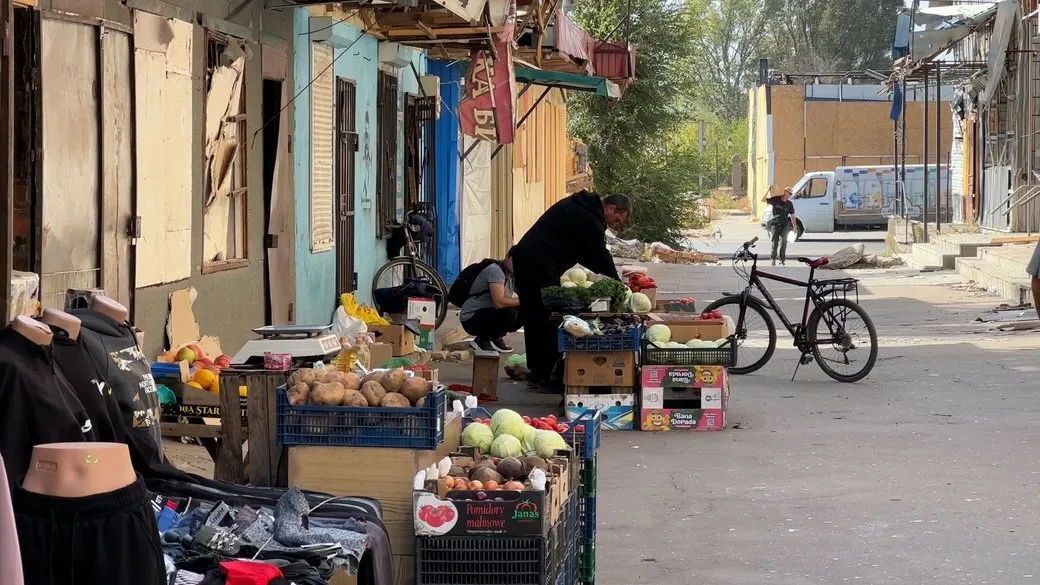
[735,237,759,262]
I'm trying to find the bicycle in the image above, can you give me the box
[701,237,878,383]
[371,211,449,329]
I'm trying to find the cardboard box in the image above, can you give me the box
[647,317,728,341]
[564,351,637,387]
[565,393,635,430]
[413,451,573,537]
[369,342,394,368]
[407,298,437,351]
[640,365,729,432]
[369,325,417,356]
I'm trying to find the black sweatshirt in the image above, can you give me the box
[0,327,95,483]
[51,328,124,444]
[511,191,620,282]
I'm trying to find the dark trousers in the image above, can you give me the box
[512,256,560,382]
[771,224,791,262]
[461,307,521,339]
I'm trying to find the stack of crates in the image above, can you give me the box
[577,454,597,584]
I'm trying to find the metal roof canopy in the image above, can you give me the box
[514,66,621,98]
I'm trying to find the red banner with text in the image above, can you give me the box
[459,39,516,145]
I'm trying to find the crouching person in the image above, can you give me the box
[456,250,521,353]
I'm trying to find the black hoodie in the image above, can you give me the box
[0,327,95,483]
[511,190,620,282]
[69,309,163,453]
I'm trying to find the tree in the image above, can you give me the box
[692,0,771,122]
[765,0,903,74]
[568,0,707,246]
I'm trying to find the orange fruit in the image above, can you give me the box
[187,381,204,390]
[192,368,217,390]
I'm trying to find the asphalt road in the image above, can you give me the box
[688,211,889,260]
[599,217,1040,585]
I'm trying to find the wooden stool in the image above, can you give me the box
[471,350,501,400]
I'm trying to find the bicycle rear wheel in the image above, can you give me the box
[806,298,878,383]
[702,296,777,375]
[372,257,449,329]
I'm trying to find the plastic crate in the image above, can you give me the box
[558,324,642,352]
[578,540,596,584]
[578,495,596,543]
[416,535,557,585]
[464,407,602,462]
[641,338,737,367]
[276,385,446,449]
[578,456,597,498]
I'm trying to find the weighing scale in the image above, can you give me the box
[230,324,342,367]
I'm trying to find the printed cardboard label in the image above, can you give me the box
[640,365,727,389]
[640,408,726,432]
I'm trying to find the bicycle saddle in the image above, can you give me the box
[796,257,829,268]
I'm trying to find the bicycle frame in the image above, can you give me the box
[733,254,848,347]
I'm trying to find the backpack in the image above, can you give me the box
[448,259,502,307]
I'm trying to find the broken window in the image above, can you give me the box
[202,32,249,272]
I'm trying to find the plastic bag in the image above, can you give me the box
[331,305,368,339]
[340,293,389,326]
[562,315,592,338]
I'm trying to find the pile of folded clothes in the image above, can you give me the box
[146,476,393,585]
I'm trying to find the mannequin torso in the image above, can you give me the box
[22,443,135,498]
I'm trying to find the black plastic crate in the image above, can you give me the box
[641,338,736,367]
[276,385,446,449]
[416,535,556,585]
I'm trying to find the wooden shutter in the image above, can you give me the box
[310,43,335,252]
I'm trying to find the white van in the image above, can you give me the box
[761,164,950,236]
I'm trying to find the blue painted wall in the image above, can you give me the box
[292,9,433,323]
[427,60,462,283]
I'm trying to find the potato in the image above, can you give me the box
[342,389,368,408]
[382,367,407,393]
[400,377,430,405]
[314,368,338,384]
[380,392,411,408]
[341,372,362,391]
[416,396,426,408]
[287,382,311,405]
[310,381,346,406]
[361,372,383,385]
[360,381,387,407]
[290,369,317,386]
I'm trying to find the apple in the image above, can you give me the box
[215,355,232,368]
[175,347,196,363]
[187,344,206,360]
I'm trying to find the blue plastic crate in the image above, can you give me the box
[464,407,602,461]
[276,385,446,449]
[557,324,642,352]
[580,496,596,542]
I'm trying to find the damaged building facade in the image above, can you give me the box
[0,0,632,359]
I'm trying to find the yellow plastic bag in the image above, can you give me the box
[340,293,389,326]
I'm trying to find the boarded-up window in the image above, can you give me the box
[310,42,335,252]
[376,71,398,238]
[134,12,194,287]
[202,32,249,272]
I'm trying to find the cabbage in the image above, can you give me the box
[565,268,587,285]
[518,423,537,446]
[715,338,729,347]
[490,434,524,458]
[532,430,570,458]
[665,341,686,348]
[580,280,594,288]
[629,292,652,313]
[491,409,525,436]
[686,339,715,348]
[646,324,671,343]
[561,281,578,288]
[461,423,495,453]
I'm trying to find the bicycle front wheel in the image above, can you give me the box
[806,298,878,383]
[702,295,777,375]
[372,257,449,329]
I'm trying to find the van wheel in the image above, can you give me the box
[795,220,805,240]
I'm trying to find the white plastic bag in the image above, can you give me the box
[331,305,368,339]
[562,315,593,338]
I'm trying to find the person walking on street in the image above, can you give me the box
[458,250,521,353]
[511,191,631,392]
[766,187,797,265]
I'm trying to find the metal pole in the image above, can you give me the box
[901,77,908,219]
[935,62,942,234]
[0,0,12,322]
[923,64,930,242]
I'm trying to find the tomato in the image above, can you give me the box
[574,424,585,433]
[555,423,569,433]
[522,415,531,424]
[546,414,557,424]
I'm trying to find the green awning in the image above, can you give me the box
[514,66,621,98]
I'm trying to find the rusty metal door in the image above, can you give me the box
[336,78,357,294]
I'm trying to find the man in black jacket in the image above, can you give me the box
[511,191,631,390]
